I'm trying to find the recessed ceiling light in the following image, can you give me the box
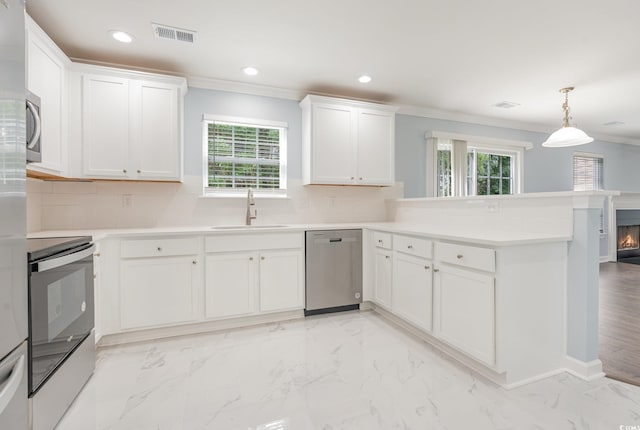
[110,30,133,43]
[492,101,520,109]
[358,75,372,84]
[243,66,259,76]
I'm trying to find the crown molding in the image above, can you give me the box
[187,75,302,100]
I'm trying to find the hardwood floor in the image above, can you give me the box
[599,262,640,386]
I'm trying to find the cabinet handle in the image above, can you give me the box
[351,176,355,180]
[137,169,141,174]
[424,265,430,270]
[123,169,127,173]
[157,247,162,251]
[261,256,265,260]
[407,245,413,249]
[359,177,363,180]
[377,239,383,244]
[93,274,97,279]
[249,257,253,261]
[433,268,440,272]
[94,252,100,257]
[456,254,463,259]
[192,260,197,265]
[385,255,390,259]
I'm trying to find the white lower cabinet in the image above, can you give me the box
[204,234,305,320]
[259,251,304,312]
[374,248,393,309]
[392,253,433,332]
[120,255,199,330]
[433,264,495,366]
[205,253,256,319]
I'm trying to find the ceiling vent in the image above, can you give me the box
[151,23,196,43]
[492,101,521,109]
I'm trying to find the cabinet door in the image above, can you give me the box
[310,104,356,184]
[356,109,395,186]
[374,249,393,309]
[434,265,495,366]
[120,256,198,330]
[393,253,433,332]
[259,250,303,312]
[205,253,256,319]
[26,30,66,174]
[133,81,181,180]
[82,75,130,179]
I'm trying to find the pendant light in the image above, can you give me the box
[542,87,593,147]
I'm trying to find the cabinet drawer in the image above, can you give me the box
[121,237,199,258]
[206,233,303,253]
[393,235,432,259]
[373,231,392,249]
[435,242,495,272]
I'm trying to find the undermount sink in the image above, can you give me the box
[210,224,289,230]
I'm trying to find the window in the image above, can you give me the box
[203,115,287,195]
[431,135,524,197]
[573,152,603,191]
[467,149,514,196]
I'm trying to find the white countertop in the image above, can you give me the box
[28,222,571,247]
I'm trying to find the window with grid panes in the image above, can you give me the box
[205,118,287,192]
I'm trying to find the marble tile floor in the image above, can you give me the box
[57,310,640,430]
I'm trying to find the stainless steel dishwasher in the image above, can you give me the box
[305,229,362,315]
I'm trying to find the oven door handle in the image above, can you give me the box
[32,243,96,273]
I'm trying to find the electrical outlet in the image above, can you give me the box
[122,194,133,208]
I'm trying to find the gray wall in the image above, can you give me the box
[184,88,640,197]
[184,88,303,178]
[396,114,640,198]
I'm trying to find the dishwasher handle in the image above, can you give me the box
[314,237,357,244]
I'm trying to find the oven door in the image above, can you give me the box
[28,243,95,394]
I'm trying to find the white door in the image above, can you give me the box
[26,32,65,174]
[120,256,198,330]
[133,81,181,180]
[434,265,495,366]
[374,249,393,309]
[393,253,433,332]
[205,253,256,319]
[356,109,394,186]
[259,250,303,312]
[82,75,130,178]
[310,104,356,184]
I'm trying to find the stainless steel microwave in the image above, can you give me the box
[26,90,41,163]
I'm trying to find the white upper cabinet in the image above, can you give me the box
[26,15,69,176]
[300,95,397,186]
[79,67,186,181]
[82,75,130,179]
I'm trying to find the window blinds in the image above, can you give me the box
[573,153,603,191]
[207,122,281,189]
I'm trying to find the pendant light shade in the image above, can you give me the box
[542,87,593,148]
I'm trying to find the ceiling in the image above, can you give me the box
[26,0,640,145]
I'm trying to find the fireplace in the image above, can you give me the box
[616,210,640,263]
[618,225,640,251]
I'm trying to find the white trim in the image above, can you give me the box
[98,310,304,346]
[563,356,605,381]
[189,75,302,100]
[202,114,288,129]
[425,130,533,150]
[574,151,604,159]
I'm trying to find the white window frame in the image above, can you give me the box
[202,114,288,198]
[426,131,530,197]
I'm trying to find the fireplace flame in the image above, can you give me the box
[618,225,640,251]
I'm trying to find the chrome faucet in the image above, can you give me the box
[245,188,257,225]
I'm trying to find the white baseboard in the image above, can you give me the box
[563,356,605,381]
[98,310,305,347]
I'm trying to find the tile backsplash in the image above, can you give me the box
[27,177,403,232]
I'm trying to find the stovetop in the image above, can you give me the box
[27,236,92,262]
